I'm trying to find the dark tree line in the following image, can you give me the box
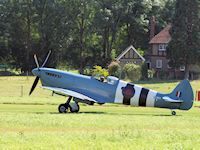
[0,0,175,73]
[167,0,200,79]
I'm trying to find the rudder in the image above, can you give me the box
[169,79,194,110]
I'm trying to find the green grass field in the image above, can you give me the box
[0,76,200,150]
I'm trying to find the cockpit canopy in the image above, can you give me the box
[91,75,119,85]
[106,76,119,85]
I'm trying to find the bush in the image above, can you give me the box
[123,63,141,81]
[141,63,148,80]
[148,69,155,79]
[108,61,121,77]
[158,70,168,79]
[83,68,92,76]
[92,65,109,77]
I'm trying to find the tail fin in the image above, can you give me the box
[169,79,194,110]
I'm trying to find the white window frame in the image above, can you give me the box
[156,60,162,69]
[159,44,167,51]
[180,65,185,71]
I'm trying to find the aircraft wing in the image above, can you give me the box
[162,96,183,103]
[42,86,97,102]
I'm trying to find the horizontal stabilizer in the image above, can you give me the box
[42,86,96,102]
[162,96,183,103]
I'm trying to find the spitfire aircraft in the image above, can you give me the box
[29,51,194,115]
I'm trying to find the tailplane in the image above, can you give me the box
[169,79,194,110]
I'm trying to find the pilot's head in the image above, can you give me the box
[100,76,104,82]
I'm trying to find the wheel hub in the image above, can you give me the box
[60,106,66,112]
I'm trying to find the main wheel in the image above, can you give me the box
[171,111,176,116]
[69,102,80,113]
[58,104,68,113]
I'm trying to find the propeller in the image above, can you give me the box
[29,76,39,95]
[34,54,39,68]
[41,50,51,67]
[29,50,51,95]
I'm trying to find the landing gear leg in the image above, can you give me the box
[171,110,176,116]
[69,101,80,113]
[58,96,72,113]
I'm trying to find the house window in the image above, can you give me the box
[156,60,162,68]
[180,65,185,71]
[159,44,167,51]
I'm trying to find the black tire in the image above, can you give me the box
[98,103,105,105]
[172,111,176,116]
[58,104,68,113]
[70,103,80,113]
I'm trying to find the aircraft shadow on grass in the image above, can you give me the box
[34,111,107,115]
[29,51,194,116]
[33,111,181,117]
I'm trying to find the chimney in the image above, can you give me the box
[149,16,156,40]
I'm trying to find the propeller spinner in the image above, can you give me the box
[29,51,51,95]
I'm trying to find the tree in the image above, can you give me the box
[63,0,96,74]
[93,0,124,63]
[167,0,200,79]
[121,0,148,49]
[0,0,179,73]
[0,0,12,61]
[76,0,95,74]
[34,0,72,67]
[146,0,175,34]
[7,0,29,72]
[160,0,176,24]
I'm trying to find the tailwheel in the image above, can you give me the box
[58,104,68,113]
[69,102,80,113]
[171,110,176,116]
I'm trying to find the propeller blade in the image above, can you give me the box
[34,54,40,68]
[29,76,39,95]
[41,50,51,67]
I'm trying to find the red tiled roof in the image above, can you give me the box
[149,24,171,44]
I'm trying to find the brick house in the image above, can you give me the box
[116,45,145,66]
[116,17,199,79]
[147,17,185,79]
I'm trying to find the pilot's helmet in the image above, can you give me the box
[100,76,105,82]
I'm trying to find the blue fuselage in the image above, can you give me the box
[36,68,117,103]
[32,68,194,110]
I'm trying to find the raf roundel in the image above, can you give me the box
[121,84,135,99]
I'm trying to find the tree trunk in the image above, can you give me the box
[173,69,176,80]
[103,27,107,58]
[79,16,84,74]
[190,72,194,80]
[79,57,84,74]
[103,27,110,59]
[184,64,190,79]
[26,0,32,72]
[39,0,47,56]
[110,15,121,55]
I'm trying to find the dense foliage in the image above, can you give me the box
[91,65,109,78]
[0,0,175,73]
[167,0,200,79]
[123,63,141,81]
[108,60,121,77]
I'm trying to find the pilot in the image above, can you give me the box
[100,76,105,82]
